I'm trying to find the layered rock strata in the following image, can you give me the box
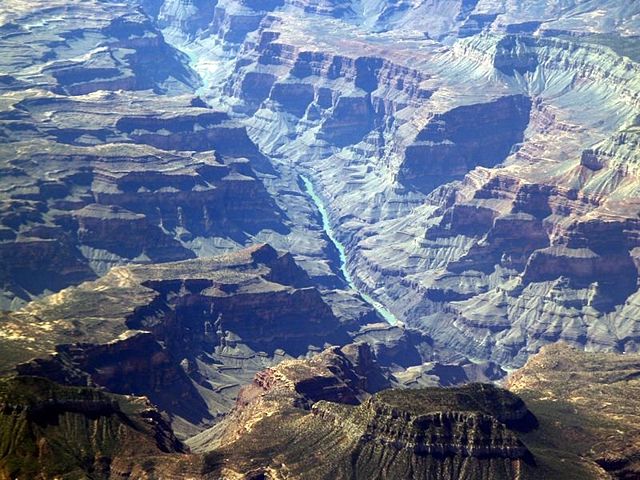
[154,0,640,368]
[0,244,439,438]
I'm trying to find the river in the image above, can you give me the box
[300,175,399,326]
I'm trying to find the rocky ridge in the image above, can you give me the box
[194,342,640,480]
[0,243,443,438]
[187,343,640,480]
[0,340,532,480]
[1,332,638,479]
[0,244,349,433]
[0,375,199,480]
[149,0,640,367]
[0,0,362,312]
[203,383,539,480]
[3,0,639,369]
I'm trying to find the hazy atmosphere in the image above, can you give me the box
[0,1,639,478]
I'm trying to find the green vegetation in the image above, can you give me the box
[375,383,524,417]
[518,397,618,479]
[0,376,180,480]
[509,344,640,478]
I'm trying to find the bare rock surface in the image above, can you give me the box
[0,244,441,438]
[152,0,640,367]
[0,244,367,435]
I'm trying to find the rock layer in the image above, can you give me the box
[0,244,440,438]
[161,0,640,368]
[0,376,197,480]
[203,379,539,480]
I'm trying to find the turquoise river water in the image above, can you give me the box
[300,175,398,325]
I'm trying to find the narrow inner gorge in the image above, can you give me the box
[301,174,398,325]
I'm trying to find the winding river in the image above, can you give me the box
[300,175,399,326]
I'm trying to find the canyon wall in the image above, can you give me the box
[2,0,640,368]
[148,0,640,367]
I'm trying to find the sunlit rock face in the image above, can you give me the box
[1,244,373,437]
[202,368,541,480]
[0,243,450,441]
[2,0,640,370]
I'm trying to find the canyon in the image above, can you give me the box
[0,0,639,478]
[1,0,639,367]
[165,0,640,369]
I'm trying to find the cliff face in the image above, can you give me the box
[152,0,640,368]
[398,94,532,193]
[0,0,350,311]
[15,332,213,431]
[192,343,640,480]
[3,342,637,480]
[202,375,540,480]
[1,244,377,437]
[0,376,195,480]
[3,0,639,369]
[308,388,534,480]
[188,341,391,451]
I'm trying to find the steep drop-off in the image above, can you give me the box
[0,376,196,480]
[3,0,640,369]
[146,0,640,368]
[0,244,438,437]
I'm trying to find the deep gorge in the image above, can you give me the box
[1,1,640,478]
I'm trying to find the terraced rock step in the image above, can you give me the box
[163,0,640,367]
[2,343,638,479]
[0,244,439,438]
[189,345,640,480]
[191,344,540,480]
[0,1,639,478]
